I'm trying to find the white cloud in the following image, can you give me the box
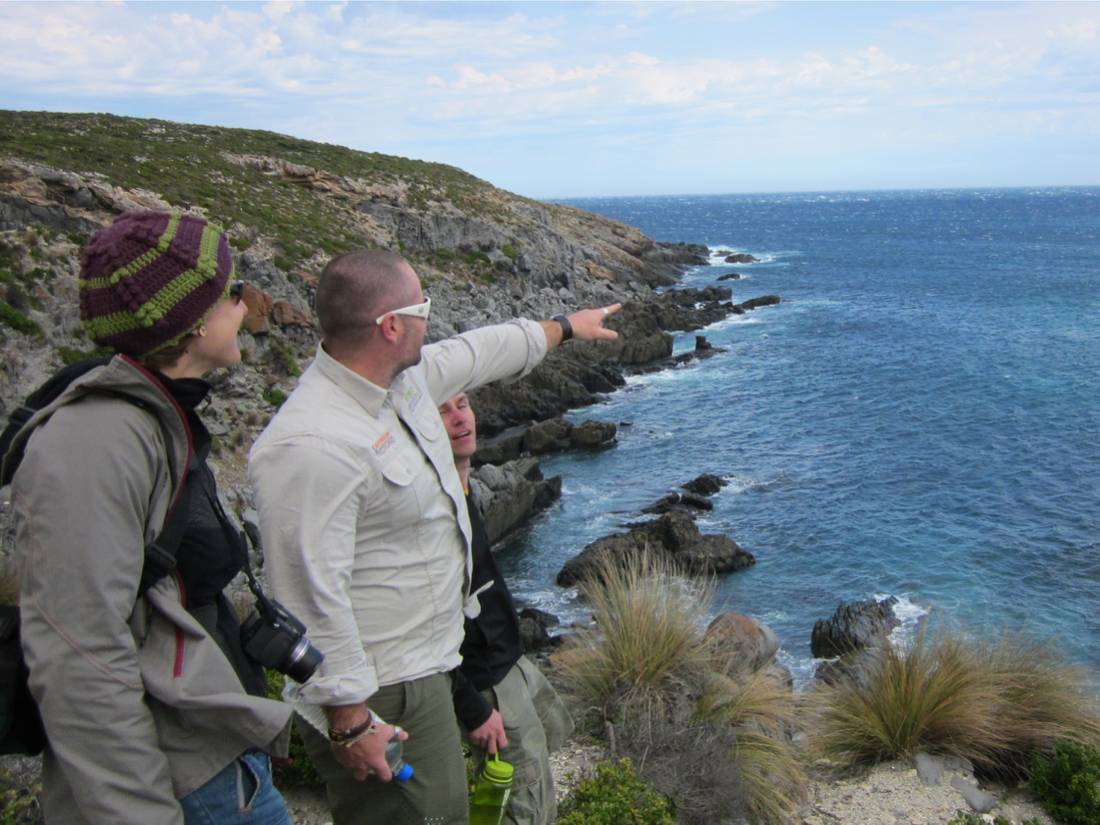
[0,0,1097,194]
[264,2,296,22]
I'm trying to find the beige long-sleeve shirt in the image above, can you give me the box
[248,320,547,722]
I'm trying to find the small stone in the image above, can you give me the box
[914,752,944,786]
[950,776,997,813]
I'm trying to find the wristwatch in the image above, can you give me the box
[552,314,573,342]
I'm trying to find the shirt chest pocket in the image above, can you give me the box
[410,409,445,443]
[375,443,417,487]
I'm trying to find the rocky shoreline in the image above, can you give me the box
[0,111,1083,825]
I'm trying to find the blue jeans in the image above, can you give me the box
[181,752,293,825]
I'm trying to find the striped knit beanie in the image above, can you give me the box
[79,211,233,357]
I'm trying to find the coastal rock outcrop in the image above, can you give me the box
[736,294,781,312]
[642,472,729,514]
[642,491,713,515]
[516,605,563,653]
[556,509,754,586]
[524,417,617,454]
[472,417,618,465]
[683,474,728,496]
[725,253,758,264]
[811,596,900,659]
[669,335,726,368]
[470,459,562,546]
[704,612,780,674]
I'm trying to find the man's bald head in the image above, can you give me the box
[315,249,420,354]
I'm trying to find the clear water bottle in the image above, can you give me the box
[468,753,513,825]
[385,735,414,783]
[371,716,413,783]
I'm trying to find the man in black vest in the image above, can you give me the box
[439,393,572,825]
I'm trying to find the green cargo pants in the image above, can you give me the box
[466,656,574,825]
[298,672,468,825]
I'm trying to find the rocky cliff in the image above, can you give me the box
[0,111,710,447]
[0,110,782,549]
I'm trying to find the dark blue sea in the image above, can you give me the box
[500,188,1100,688]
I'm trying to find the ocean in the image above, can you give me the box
[498,187,1100,688]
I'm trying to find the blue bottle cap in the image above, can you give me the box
[394,763,414,783]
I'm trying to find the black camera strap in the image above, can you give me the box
[196,479,278,621]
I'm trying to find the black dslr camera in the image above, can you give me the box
[240,593,323,684]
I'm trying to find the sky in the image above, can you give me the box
[1,1,1098,198]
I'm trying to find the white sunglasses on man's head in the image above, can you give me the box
[375,297,431,325]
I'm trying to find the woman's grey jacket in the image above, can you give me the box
[5,356,291,824]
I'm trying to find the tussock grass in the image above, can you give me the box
[557,549,712,721]
[558,551,807,824]
[978,634,1100,775]
[810,624,1100,779]
[698,669,807,824]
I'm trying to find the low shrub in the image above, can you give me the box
[268,338,301,377]
[0,778,40,825]
[0,302,40,336]
[1030,741,1100,825]
[262,387,288,408]
[56,345,113,366]
[946,812,1041,825]
[556,758,675,825]
[614,715,749,825]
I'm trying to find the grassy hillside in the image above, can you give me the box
[0,110,520,272]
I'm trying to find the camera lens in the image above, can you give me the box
[285,637,324,684]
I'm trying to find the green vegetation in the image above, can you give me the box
[558,552,803,824]
[1030,741,1100,825]
[264,671,325,790]
[0,302,40,336]
[262,387,289,409]
[56,345,113,366]
[811,627,1100,780]
[259,389,288,411]
[696,668,806,824]
[559,552,712,722]
[557,759,675,825]
[0,110,510,272]
[267,338,301,376]
[946,813,1040,825]
[0,777,40,825]
[501,241,520,261]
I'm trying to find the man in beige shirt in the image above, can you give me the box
[249,249,619,825]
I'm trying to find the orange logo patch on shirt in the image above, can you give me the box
[372,432,394,456]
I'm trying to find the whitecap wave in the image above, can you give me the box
[701,314,764,333]
[874,592,931,648]
[705,246,781,266]
[718,472,793,495]
[778,648,817,691]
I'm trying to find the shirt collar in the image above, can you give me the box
[312,343,392,418]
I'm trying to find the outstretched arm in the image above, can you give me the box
[539,303,623,350]
[422,303,624,403]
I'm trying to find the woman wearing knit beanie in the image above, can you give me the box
[8,211,295,824]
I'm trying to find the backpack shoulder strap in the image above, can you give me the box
[98,388,192,598]
[138,477,191,597]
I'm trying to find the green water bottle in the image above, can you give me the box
[468,752,513,825]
